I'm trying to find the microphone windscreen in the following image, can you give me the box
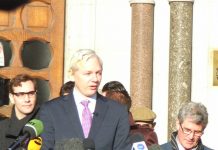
[130,133,148,150]
[55,138,84,150]
[83,138,95,150]
[27,137,42,150]
[23,119,44,139]
[130,133,145,143]
[7,119,44,150]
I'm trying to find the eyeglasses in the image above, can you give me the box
[179,123,204,137]
[12,91,37,98]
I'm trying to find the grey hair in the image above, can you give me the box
[178,102,208,129]
[68,49,103,74]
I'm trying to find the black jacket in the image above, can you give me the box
[0,105,40,150]
[160,131,213,150]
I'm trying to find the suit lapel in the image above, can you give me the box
[89,94,108,139]
[62,92,84,138]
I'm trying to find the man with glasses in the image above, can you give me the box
[0,74,40,149]
[161,102,213,150]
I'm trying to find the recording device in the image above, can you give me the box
[131,133,148,150]
[83,138,95,150]
[7,119,44,150]
[27,137,42,150]
[54,138,95,150]
[93,112,98,117]
[54,138,84,150]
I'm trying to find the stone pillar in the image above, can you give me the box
[168,0,194,139]
[129,0,155,110]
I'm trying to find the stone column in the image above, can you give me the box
[168,0,194,139]
[129,0,155,110]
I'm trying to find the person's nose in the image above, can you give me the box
[23,94,30,102]
[92,74,98,81]
[188,131,195,139]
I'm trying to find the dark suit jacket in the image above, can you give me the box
[39,92,131,150]
[0,105,40,150]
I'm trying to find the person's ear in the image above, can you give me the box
[152,122,156,128]
[176,119,180,130]
[67,69,75,81]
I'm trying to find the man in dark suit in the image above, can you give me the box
[39,49,131,150]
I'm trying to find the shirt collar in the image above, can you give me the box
[73,87,97,103]
[176,136,198,150]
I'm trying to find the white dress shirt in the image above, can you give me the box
[176,136,197,150]
[73,88,97,124]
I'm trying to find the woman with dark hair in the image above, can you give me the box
[102,81,159,147]
[59,81,75,96]
[102,81,134,126]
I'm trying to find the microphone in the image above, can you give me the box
[27,137,42,150]
[93,112,98,117]
[130,133,148,150]
[7,119,44,150]
[83,138,95,150]
[54,138,84,150]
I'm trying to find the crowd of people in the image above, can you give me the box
[0,49,213,150]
